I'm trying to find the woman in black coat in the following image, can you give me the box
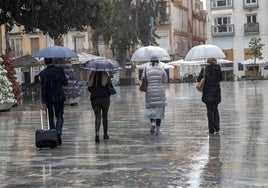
[88,71,111,143]
[197,58,222,135]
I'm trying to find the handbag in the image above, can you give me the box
[108,78,116,95]
[139,68,147,92]
[196,67,206,92]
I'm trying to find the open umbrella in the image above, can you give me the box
[136,61,174,69]
[34,45,78,58]
[184,44,226,61]
[75,53,103,64]
[131,46,171,62]
[82,58,122,71]
[168,59,201,66]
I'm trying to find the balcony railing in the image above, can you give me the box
[243,1,258,9]
[244,23,259,34]
[211,24,234,37]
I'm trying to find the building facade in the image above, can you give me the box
[205,0,268,79]
[155,0,206,60]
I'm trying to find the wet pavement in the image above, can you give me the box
[1,80,268,187]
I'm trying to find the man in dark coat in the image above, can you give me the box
[39,58,68,145]
[197,58,222,135]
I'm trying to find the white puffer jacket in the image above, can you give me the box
[142,65,168,108]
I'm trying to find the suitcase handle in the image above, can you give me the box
[40,109,50,130]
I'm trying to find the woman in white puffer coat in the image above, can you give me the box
[141,56,168,135]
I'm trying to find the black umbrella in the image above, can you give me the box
[82,58,122,71]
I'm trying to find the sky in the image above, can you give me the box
[200,0,206,10]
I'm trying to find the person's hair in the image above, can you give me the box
[44,58,53,65]
[207,58,217,64]
[150,56,159,66]
[88,71,109,87]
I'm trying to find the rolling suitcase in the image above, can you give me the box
[35,109,58,148]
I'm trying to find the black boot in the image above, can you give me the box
[95,132,100,143]
[57,133,62,146]
[103,134,109,140]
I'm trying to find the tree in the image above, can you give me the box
[0,0,101,40]
[92,0,167,82]
[248,38,265,63]
[248,38,265,77]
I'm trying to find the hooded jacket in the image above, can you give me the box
[142,65,168,108]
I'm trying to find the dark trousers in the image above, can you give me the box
[150,119,161,126]
[91,101,110,135]
[46,101,64,135]
[206,104,220,134]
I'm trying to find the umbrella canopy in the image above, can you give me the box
[184,44,226,61]
[217,59,233,64]
[82,58,122,71]
[131,46,171,62]
[168,59,201,66]
[76,53,103,64]
[136,61,174,69]
[241,58,266,65]
[13,54,43,68]
[34,45,79,58]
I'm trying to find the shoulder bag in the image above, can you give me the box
[139,68,148,92]
[196,66,206,92]
[108,78,116,95]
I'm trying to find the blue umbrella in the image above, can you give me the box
[82,58,122,71]
[34,45,79,58]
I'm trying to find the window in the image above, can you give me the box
[238,63,243,71]
[30,38,39,56]
[211,0,232,8]
[244,0,258,9]
[246,0,257,4]
[247,14,257,24]
[214,16,231,32]
[74,37,84,53]
[9,37,22,57]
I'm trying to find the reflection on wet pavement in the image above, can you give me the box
[1,81,268,187]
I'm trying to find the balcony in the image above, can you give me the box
[244,23,259,34]
[211,0,233,10]
[211,24,234,37]
[243,1,258,9]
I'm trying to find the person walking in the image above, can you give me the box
[141,56,168,135]
[197,58,222,135]
[88,71,112,143]
[39,58,68,145]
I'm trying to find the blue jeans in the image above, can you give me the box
[91,101,110,135]
[46,101,64,135]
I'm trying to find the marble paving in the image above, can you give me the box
[1,80,268,187]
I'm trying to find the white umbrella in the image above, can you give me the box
[131,46,171,62]
[136,62,174,69]
[241,58,266,65]
[168,59,201,66]
[184,44,226,61]
[217,59,233,64]
[73,53,103,64]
